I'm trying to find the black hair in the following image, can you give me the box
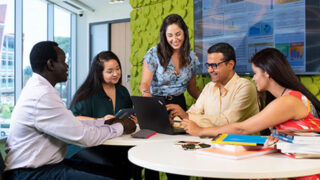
[30,41,58,73]
[157,14,190,71]
[70,51,122,107]
[207,42,236,68]
[250,48,320,115]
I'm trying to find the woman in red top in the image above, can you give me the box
[182,48,320,179]
[182,48,320,135]
[183,48,320,136]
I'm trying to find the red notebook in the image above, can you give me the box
[198,147,277,160]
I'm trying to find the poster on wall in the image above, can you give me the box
[194,0,320,75]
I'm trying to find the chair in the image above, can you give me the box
[0,153,4,180]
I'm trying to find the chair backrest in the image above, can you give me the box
[0,154,4,180]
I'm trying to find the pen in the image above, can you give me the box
[313,129,320,134]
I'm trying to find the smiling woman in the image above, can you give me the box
[67,51,137,179]
[139,13,199,180]
[140,14,201,112]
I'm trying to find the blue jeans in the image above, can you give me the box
[2,159,115,180]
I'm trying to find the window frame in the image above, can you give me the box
[13,0,76,103]
[0,0,77,139]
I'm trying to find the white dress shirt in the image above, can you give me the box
[5,73,123,171]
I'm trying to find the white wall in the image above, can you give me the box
[75,1,132,88]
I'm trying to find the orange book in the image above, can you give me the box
[198,147,277,160]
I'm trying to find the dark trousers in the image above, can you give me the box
[144,169,189,180]
[2,159,114,180]
[70,145,142,180]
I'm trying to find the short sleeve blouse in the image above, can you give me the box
[143,45,201,96]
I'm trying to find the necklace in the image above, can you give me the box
[281,88,287,96]
[173,70,181,77]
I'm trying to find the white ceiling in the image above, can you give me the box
[50,0,130,15]
[80,0,129,10]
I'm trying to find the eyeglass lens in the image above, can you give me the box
[205,60,227,69]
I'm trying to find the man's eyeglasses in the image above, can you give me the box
[205,60,228,70]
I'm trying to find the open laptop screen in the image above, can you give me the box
[131,96,176,135]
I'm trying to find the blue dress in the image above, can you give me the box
[143,46,201,96]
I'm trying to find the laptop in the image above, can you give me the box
[131,96,185,135]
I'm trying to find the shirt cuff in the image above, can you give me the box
[110,122,124,136]
[95,120,124,136]
[94,120,106,126]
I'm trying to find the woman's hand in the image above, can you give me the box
[99,114,116,121]
[129,114,138,124]
[181,119,203,136]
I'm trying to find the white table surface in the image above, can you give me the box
[128,141,320,179]
[102,129,207,146]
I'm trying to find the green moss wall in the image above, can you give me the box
[129,0,320,106]
[242,75,320,100]
[299,76,320,100]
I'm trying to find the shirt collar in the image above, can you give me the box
[213,73,239,96]
[32,73,51,85]
[224,73,239,91]
[32,73,60,94]
[98,84,120,98]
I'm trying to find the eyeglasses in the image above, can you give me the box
[181,143,211,150]
[205,60,229,70]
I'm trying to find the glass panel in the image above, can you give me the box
[23,0,47,86]
[0,0,15,137]
[54,6,71,106]
[90,23,109,62]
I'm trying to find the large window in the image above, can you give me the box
[54,6,71,106]
[0,0,76,138]
[0,0,14,137]
[23,0,47,86]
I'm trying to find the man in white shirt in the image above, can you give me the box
[167,43,259,136]
[3,41,136,180]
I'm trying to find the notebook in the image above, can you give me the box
[198,147,276,160]
[131,96,185,135]
[211,134,269,146]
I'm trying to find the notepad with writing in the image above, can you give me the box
[198,147,276,160]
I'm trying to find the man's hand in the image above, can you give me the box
[181,119,203,137]
[142,92,152,97]
[113,118,137,134]
[128,114,138,124]
[104,116,117,125]
[166,104,188,119]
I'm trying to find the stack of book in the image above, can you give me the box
[271,129,320,159]
[197,134,277,160]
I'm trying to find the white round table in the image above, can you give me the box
[102,126,207,146]
[103,132,207,146]
[128,141,320,179]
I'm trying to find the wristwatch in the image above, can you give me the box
[142,89,150,96]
